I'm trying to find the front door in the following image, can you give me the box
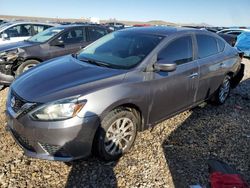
[148,35,199,124]
[49,27,88,59]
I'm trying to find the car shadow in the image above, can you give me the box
[65,112,119,188]
[65,158,118,188]
[162,78,250,187]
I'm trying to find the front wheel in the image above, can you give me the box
[95,107,138,161]
[16,60,40,76]
[211,75,231,105]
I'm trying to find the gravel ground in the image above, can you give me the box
[0,59,249,188]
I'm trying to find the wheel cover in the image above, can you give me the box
[219,78,230,103]
[104,117,135,156]
[23,64,37,72]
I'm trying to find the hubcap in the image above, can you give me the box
[23,64,36,72]
[104,117,135,155]
[219,78,230,103]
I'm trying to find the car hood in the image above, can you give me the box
[12,55,127,103]
[0,40,38,52]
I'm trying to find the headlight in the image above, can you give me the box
[30,97,87,121]
[4,48,24,62]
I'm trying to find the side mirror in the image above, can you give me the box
[1,33,9,40]
[154,59,177,72]
[51,39,64,47]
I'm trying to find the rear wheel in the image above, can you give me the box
[212,75,231,105]
[16,60,40,76]
[95,107,138,161]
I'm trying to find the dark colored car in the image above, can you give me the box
[105,22,125,31]
[0,24,110,89]
[5,26,244,161]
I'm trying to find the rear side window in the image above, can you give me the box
[158,36,193,65]
[217,39,225,52]
[88,27,108,41]
[196,34,218,58]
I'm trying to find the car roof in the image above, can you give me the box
[1,21,55,26]
[118,26,203,36]
[52,24,106,29]
[218,28,250,32]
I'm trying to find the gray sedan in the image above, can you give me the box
[5,26,244,161]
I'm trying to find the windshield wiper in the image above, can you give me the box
[78,57,112,68]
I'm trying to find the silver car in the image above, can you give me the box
[5,26,244,161]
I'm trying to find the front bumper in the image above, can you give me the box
[5,105,99,162]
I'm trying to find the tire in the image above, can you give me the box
[95,107,138,161]
[211,75,231,105]
[16,60,40,76]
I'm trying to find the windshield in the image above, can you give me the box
[0,22,13,30]
[77,31,164,69]
[27,27,63,43]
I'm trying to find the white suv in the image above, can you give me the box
[0,21,54,45]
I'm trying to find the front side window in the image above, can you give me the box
[196,34,219,58]
[77,31,164,69]
[59,28,86,44]
[4,24,32,37]
[88,27,108,41]
[158,36,193,65]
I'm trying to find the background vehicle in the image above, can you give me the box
[6,27,244,161]
[186,26,237,46]
[104,22,125,31]
[0,21,55,45]
[217,28,250,37]
[236,32,250,57]
[0,24,110,88]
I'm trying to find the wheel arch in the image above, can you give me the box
[100,102,145,132]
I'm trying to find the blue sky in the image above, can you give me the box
[0,0,250,26]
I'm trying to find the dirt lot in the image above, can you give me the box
[0,59,249,188]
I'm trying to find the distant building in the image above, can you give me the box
[90,17,100,24]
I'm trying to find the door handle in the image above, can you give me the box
[188,72,199,79]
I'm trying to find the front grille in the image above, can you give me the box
[10,90,38,117]
[40,143,70,157]
[11,129,35,152]
[11,91,26,113]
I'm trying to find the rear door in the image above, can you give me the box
[195,34,225,102]
[48,27,88,58]
[149,34,199,123]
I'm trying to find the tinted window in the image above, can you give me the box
[4,24,32,37]
[33,25,51,35]
[158,36,193,65]
[217,39,225,52]
[59,28,86,44]
[196,34,218,58]
[227,31,241,36]
[88,27,108,41]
